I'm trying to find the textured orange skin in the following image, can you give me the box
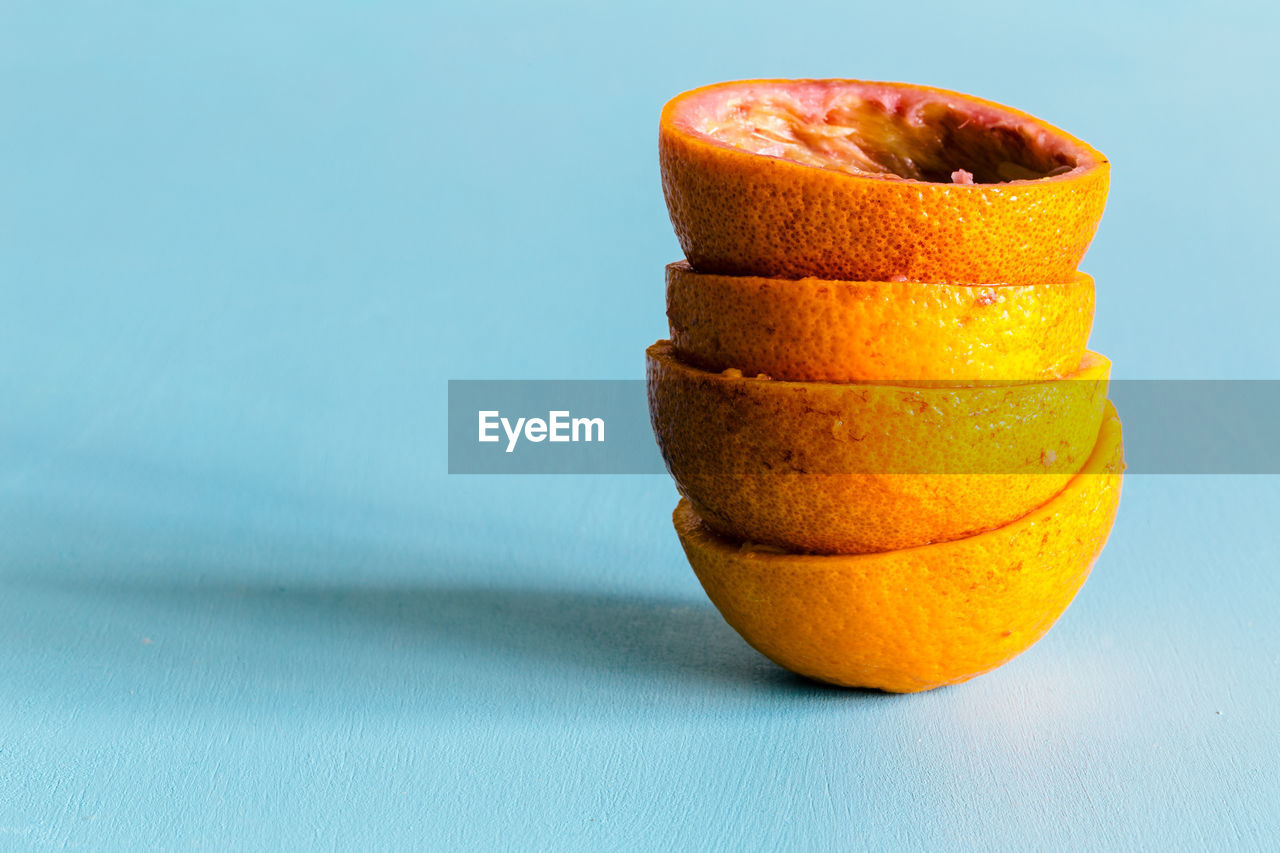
[660,79,1110,284]
[647,341,1110,555]
[666,260,1095,383]
[675,404,1125,693]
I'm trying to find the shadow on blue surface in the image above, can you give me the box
[8,568,901,719]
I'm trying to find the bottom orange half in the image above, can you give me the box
[674,403,1125,693]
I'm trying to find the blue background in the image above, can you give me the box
[2,0,1278,849]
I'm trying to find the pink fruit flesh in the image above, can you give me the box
[674,80,1094,185]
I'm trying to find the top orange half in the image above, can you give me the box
[660,79,1109,284]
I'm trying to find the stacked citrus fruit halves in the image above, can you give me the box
[647,79,1124,693]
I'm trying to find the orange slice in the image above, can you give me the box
[666,260,1094,382]
[647,341,1109,555]
[674,402,1125,693]
[660,79,1109,284]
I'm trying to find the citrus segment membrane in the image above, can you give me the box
[676,80,1092,184]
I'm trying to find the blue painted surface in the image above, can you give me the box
[2,1,1278,849]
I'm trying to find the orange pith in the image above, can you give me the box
[647,341,1110,555]
[675,404,1125,693]
[666,260,1095,383]
[660,79,1109,284]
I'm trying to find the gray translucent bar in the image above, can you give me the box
[448,380,1280,474]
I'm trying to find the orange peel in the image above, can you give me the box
[647,340,1110,555]
[674,403,1125,693]
[666,260,1094,382]
[660,78,1109,283]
